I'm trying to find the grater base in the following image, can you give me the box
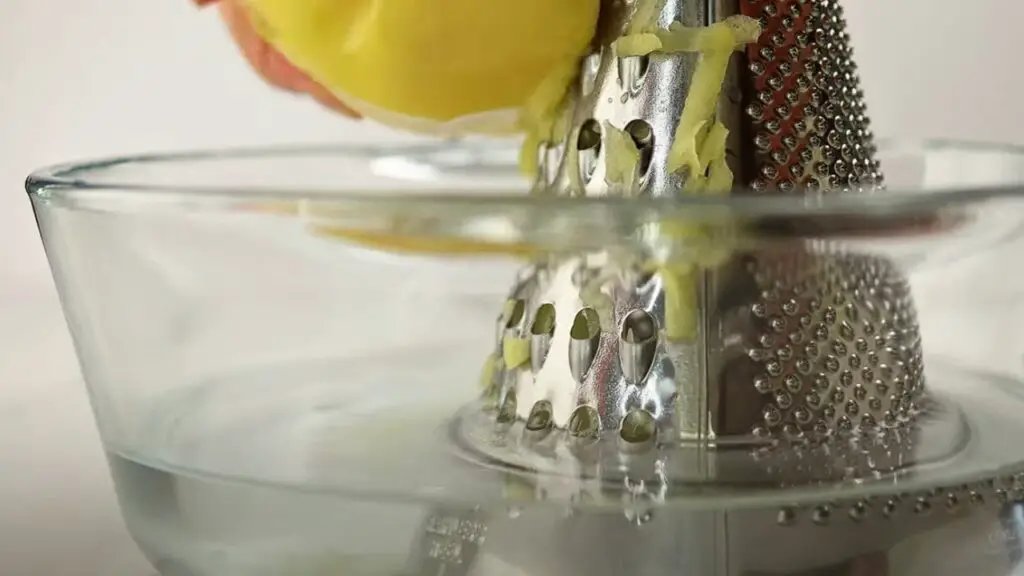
[447,360,1024,510]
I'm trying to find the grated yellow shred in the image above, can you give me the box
[517,61,583,178]
[603,121,642,192]
[479,353,499,389]
[502,337,533,369]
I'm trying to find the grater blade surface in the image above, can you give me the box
[459,0,938,477]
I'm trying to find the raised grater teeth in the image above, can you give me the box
[740,0,884,193]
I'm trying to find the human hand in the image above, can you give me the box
[193,0,361,118]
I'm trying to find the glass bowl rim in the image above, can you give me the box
[24,138,1024,218]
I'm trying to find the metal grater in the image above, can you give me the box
[463,0,938,479]
[406,0,1024,574]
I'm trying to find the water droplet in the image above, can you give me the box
[507,506,523,519]
[777,507,796,525]
[882,500,897,518]
[812,506,831,525]
[848,501,868,521]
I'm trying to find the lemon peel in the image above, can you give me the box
[242,0,599,136]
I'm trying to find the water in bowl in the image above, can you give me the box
[103,357,1024,576]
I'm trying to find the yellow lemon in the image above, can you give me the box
[240,0,600,136]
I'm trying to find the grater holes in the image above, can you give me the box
[576,119,603,184]
[529,303,556,372]
[619,408,657,449]
[503,299,527,331]
[530,303,557,336]
[624,119,655,180]
[569,307,601,383]
[524,400,554,436]
[619,309,658,385]
[617,54,650,94]
[570,307,601,339]
[568,405,601,441]
[577,119,602,150]
[621,309,657,344]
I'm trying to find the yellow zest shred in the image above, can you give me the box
[502,337,532,369]
[614,15,761,342]
[615,33,664,57]
[626,0,665,34]
[603,121,642,192]
[652,262,699,341]
[684,119,733,194]
[479,353,499,389]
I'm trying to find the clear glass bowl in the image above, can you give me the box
[26,140,1024,576]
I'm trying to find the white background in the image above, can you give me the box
[1,0,1024,574]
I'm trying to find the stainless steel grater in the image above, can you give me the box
[405,0,1024,574]
[465,0,934,477]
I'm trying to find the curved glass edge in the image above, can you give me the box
[24,139,1024,220]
